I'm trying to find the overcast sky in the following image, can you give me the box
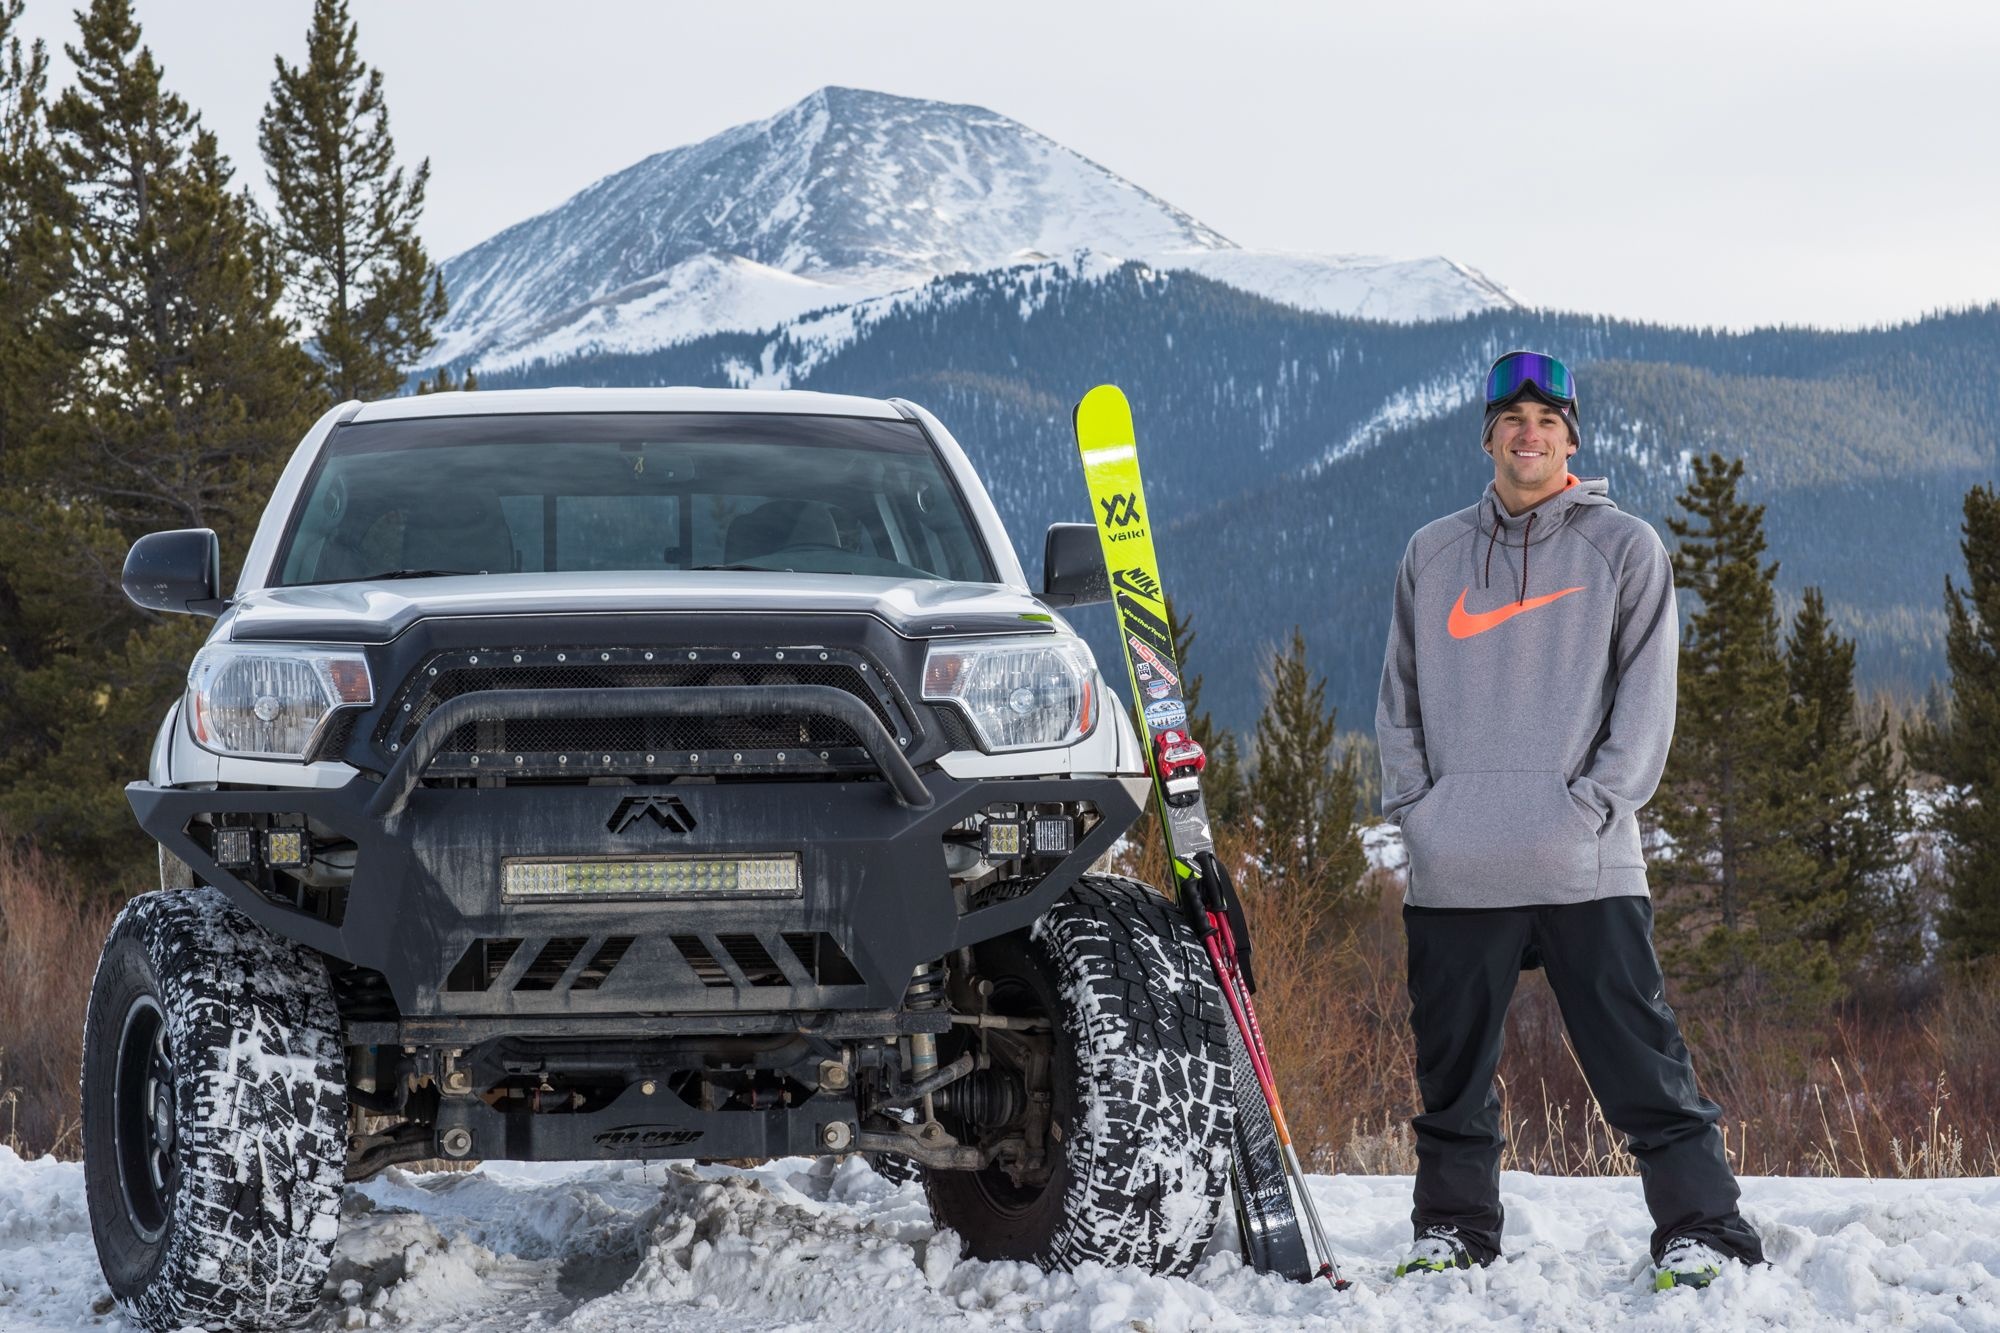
[16,0,2000,330]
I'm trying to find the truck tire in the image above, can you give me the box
[82,887,347,1332]
[926,874,1233,1275]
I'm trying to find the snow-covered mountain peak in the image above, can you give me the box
[430,87,1232,366]
[426,87,1518,374]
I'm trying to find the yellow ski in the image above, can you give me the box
[1073,384,1341,1288]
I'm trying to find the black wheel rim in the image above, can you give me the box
[113,994,176,1243]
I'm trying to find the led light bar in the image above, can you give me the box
[1033,817,1074,855]
[503,854,802,900]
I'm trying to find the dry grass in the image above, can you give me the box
[0,841,121,1160]
[1114,821,2000,1179]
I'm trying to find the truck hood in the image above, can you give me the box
[222,572,1060,645]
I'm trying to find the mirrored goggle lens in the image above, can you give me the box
[1485,352,1575,406]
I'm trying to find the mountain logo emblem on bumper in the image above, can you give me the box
[609,795,699,834]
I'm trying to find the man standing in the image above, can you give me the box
[1375,350,1763,1289]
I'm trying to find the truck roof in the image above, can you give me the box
[348,387,905,423]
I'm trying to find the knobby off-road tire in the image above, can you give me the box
[865,1151,925,1187]
[82,887,347,1332]
[926,874,1234,1276]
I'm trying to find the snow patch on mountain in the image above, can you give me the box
[1309,372,1480,472]
[443,252,856,372]
[720,250,1132,391]
[1155,249,1519,324]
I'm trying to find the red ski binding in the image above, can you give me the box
[1153,729,1206,805]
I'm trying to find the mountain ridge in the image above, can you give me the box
[428,86,1516,372]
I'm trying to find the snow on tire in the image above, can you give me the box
[926,874,1233,1276]
[81,886,346,1332]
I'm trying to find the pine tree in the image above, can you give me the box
[1851,705,1921,976]
[1655,454,1841,1014]
[1926,485,2000,961]
[1165,593,1243,823]
[415,363,476,394]
[1249,626,1366,928]
[261,0,443,403]
[1784,586,1915,980]
[0,0,78,808]
[0,0,313,882]
[0,0,69,460]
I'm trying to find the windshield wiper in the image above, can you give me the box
[352,568,486,580]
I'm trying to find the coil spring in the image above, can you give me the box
[904,959,948,1010]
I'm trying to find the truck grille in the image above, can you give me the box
[382,646,913,780]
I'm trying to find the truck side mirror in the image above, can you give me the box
[122,529,226,617]
[1039,523,1109,608]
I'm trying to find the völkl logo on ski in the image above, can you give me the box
[1099,492,1143,532]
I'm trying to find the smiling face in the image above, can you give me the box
[1484,392,1578,510]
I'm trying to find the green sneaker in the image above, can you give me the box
[1395,1226,1473,1277]
[1653,1237,1726,1289]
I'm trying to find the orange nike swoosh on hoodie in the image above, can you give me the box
[1447,585,1587,639]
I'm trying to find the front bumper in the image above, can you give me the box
[130,767,1146,1020]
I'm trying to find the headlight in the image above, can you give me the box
[922,635,1096,752]
[186,643,373,759]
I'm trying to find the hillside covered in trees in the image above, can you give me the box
[485,268,2000,734]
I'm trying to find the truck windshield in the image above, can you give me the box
[275,412,996,586]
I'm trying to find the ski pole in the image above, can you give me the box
[1204,910,1345,1287]
[1190,856,1348,1291]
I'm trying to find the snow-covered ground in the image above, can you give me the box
[3,1147,1994,1331]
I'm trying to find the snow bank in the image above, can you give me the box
[3,1145,1996,1330]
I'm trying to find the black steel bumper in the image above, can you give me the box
[129,764,1146,1020]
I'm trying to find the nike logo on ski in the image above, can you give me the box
[1447,585,1586,639]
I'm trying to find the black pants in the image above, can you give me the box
[1403,896,1763,1266]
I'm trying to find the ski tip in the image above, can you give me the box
[1074,384,1134,448]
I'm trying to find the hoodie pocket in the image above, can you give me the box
[1403,770,1599,898]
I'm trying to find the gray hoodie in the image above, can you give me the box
[1375,475,1677,908]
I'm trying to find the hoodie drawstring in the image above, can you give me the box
[1519,512,1534,604]
[1484,508,1537,601]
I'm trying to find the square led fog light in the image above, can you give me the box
[981,821,1023,857]
[503,854,802,900]
[1032,817,1074,855]
[263,827,310,869]
[212,827,255,868]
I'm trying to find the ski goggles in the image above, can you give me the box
[1484,351,1576,408]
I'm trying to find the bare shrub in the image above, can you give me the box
[0,840,122,1159]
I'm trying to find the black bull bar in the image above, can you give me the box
[129,685,1146,1019]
